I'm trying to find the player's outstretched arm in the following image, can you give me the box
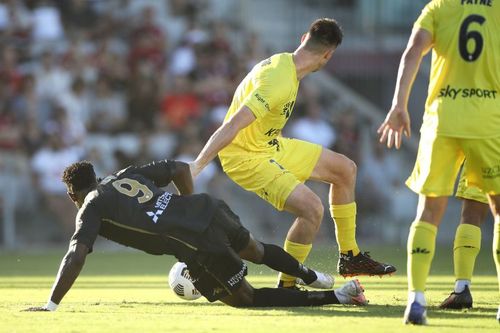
[171,161,194,195]
[24,243,89,312]
[190,106,256,178]
[378,28,432,149]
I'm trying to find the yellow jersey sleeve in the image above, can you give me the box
[414,0,437,35]
[243,63,291,120]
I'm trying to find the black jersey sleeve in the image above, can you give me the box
[69,192,102,253]
[132,159,177,187]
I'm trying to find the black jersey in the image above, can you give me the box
[70,160,217,255]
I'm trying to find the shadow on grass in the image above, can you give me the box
[90,302,496,321]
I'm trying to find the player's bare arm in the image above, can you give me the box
[190,106,256,178]
[378,28,433,149]
[171,161,194,195]
[24,243,89,312]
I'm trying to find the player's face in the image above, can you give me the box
[66,186,83,208]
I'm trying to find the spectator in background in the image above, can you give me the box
[59,0,98,33]
[34,51,72,101]
[31,0,64,45]
[128,6,166,73]
[91,37,129,89]
[169,37,197,76]
[0,45,23,95]
[160,75,201,131]
[0,102,21,152]
[0,0,32,42]
[127,60,159,131]
[43,104,85,146]
[31,132,83,239]
[89,75,126,133]
[57,76,90,127]
[357,140,402,216]
[333,108,362,165]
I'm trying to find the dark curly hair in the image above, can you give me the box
[62,161,97,193]
[304,18,343,53]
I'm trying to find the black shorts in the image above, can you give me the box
[170,200,251,302]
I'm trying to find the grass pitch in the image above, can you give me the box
[1,246,498,333]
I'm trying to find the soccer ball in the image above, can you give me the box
[168,262,201,301]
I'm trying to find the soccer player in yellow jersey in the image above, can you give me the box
[190,18,396,289]
[377,0,500,324]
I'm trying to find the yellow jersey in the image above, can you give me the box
[220,53,299,157]
[414,0,500,138]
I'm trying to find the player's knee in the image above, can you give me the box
[238,236,264,264]
[331,155,357,186]
[301,194,323,229]
[342,158,357,183]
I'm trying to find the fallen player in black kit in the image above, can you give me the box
[25,159,367,311]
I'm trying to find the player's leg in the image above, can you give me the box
[404,135,465,324]
[219,150,321,288]
[405,195,446,317]
[278,183,324,287]
[219,277,367,308]
[488,194,500,322]
[189,228,365,307]
[308,147,396,277]
[238,234,333,288]
[461,136,500,321]
[440,196,488,309]
[213,198,333,288]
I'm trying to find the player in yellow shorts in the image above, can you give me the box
[190,18,396,290]
[378,0,500,324]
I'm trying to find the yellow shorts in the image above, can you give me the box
[455,162,489,204]
[219,138,322,211]
[406,134,500,197]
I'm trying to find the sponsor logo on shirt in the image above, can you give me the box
[146,192,172,223]
[264,128,280,137]
[482,165,500,179]
[227,263,247,287]
[255,93,270,111]
[438,85,497,100]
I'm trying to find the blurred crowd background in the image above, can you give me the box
[0,0,493,250]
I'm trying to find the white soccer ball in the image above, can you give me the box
[168,262,201,301]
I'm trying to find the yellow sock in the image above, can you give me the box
[330,202,359,255]
[407,221,437,292]
[493,217,500,294]
[279,239,312,286]
[454,224,481,280]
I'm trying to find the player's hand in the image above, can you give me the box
[22,306,51,312]
[377,106,411,149]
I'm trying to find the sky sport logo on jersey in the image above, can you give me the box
[438,85,498,100]
[146,192,172,223]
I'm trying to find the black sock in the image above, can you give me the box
[252,288,339,307]
[260,243,317,284]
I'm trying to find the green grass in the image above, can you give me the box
[0,246,498,333]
